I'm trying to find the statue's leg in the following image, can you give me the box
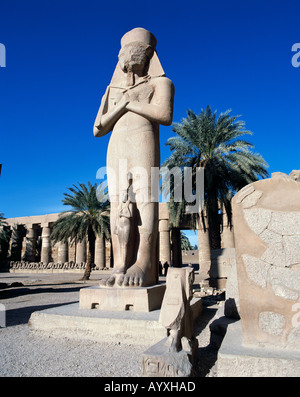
[99,199,123,286]
[114,127,160,287]
[118,217,132,270]
[119,189,158,287]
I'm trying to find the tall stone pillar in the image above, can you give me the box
[10,226,22,261]
[21,229,27,260]
[68,238,76,263]
[197,211,211,276]
[95,235,105,269]
[58,241,68,263]
[76,239,86,263]
[197,228,211,273]
[41,224,51,264]
[159,219,171,266]
[25,226,36,262]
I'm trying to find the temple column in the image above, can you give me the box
[197,212,211,276]
[95,235,105,269]
[21,229,27,260]
[41,224,51,264]
[159,219,171,267]
[58,241,68,263]
[76,239,86,263]
[68,238,76,263]
[25,225,36,262]
[10,226,22,261]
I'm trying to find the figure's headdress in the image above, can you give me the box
[121,27,157,49]
[110,28,165,87]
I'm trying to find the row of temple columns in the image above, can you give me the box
[4,222,107,268]
[3,207,234,269]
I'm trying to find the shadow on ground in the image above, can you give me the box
[5,301,78,327]
[0,282,84,327]
[0,284,86,300]
[193,306,217,377]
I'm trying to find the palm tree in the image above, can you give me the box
[162,105,268,263]
[51,182,110,280]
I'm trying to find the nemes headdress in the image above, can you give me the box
[110,27,165,87]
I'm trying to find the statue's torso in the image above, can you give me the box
[110,80,156,134]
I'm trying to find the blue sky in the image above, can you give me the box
[0,0,299,245]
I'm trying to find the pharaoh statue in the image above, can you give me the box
[94,28,175,287]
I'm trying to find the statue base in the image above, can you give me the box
[142,337,198,377]
[79,283,166,312]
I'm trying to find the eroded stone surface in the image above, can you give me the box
[235,184,255,204]
[261,242,286,267]
[259,229,282,245]
[267,267,300,301]
[242,190,262,209]
[242,254,269,288]
[258,311,286,336]
[283,235,300,266]
[268,212,300,236]
[243,208,271,235]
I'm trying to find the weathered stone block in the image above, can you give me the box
[79,284,166,312]
[232,175,300,350]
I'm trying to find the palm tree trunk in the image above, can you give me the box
[207,192,221,250]
[81,229,95,280]
[171,227,182,267]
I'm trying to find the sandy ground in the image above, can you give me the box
[0,271,222,377]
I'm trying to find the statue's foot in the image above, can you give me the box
[99,267,125,287]
[117,263,155,287]
[117,264,145,287]
[99,274,116,287]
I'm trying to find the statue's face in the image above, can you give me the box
[118,42,151,74]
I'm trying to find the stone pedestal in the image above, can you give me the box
[79,283,166,312]
[142,337,198,377]
[216,316,300,377]
[28,297,201,346]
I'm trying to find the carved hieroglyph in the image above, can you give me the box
[94,28,175,287]
[232,174,300,349]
